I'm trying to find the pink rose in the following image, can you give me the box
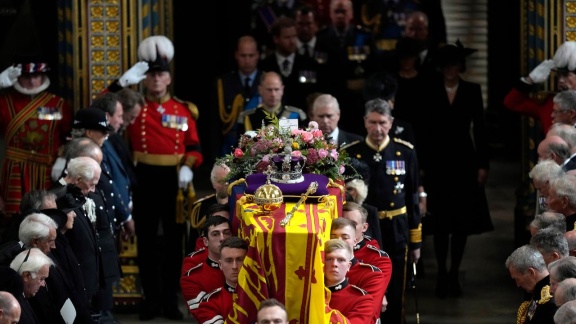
[301,131,313,143]
[292,150,302,158]
[330,149,339,160]
[318,149,328,159]
[234,148,244,158]
[312,129,323,138]
[339,165,345,174]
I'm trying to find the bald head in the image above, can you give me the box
[538,135,571,164]
[0,291,21,324]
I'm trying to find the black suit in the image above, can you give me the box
[336,128,363,149]
[260,53,323,109]
[0,266,40,324]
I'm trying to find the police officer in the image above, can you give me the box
[343,98,422,324]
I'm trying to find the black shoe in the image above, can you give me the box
[163,308,183,321]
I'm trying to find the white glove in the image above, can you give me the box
[51,157,67,182]
[0,66,21,89]
[178,165,193,189]
[528,59,555,84]
[118,61,149,87]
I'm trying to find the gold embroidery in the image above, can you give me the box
[517,301,529,324]
[539,285,552,304]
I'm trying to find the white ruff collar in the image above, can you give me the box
[14,77,50,96]
[83,197,96,223]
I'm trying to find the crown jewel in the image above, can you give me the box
[270,139,306,184]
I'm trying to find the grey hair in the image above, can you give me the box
[528,160,564,183]
[556,278,576,306]
[549,122,576,148]
[505,244,547,273]
[549,175,576,209]
[548,256,576,282]
[553,90,576,113]
[530,211,566,233]
[364,98,393,119]
[530,227,569,258]
[18,213,58,246]
[555,299,576,323]
[20,189,57,213]
[66,156,101,181]
[9,247,54,276]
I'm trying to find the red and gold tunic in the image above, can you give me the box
[128,93,203,168]
[0,89,72,215]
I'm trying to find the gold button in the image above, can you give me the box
[393,190,397,194]
[396,151,401,156]
[356,154,361,159]
[141,131,146,136]
[174,146,178,150]
[394,177,398,181]
[390,202,395,207]
[142,144,147,149]
[175,140,179,144]
[142,138,146,142]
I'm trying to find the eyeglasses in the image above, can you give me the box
[16,248,32,273]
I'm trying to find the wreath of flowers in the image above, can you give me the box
[217,120,358,183]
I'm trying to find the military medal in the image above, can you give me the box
[526,300,537,320]
[157,105,165,114]
[394,181,404,193]
[37,107,62,120]
[162,114,188,131]
[374,152,382,162]
[386,160,393,174]
[398,160,405,175]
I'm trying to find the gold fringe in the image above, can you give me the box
[328,178,344,198]
[516,301,530,324]
[176,188,185,224]
[228,178,246,196]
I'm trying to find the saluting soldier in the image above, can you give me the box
[342,98,421,324]
[129,35,203,321]
[237,71,307,132]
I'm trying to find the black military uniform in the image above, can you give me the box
[237,104,307,132]
[343,136,422,324]
[516,275,556,323]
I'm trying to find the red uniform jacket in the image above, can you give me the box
[193,283,235,324]
[0,89,72,214]
[128,93,203,168]
[503,85,554,134]
[347,258,387,321]
[354,239,393,292]
[180,250,224,315]
[327,278,375,324]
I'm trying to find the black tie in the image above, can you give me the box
[244,77,251,98]
[302,43,311,58]
[282,59,290,74]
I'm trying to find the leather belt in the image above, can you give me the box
[133,152,183,166]
[378,206,407,220]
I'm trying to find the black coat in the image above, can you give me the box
[420,78,492,235]
[50,184,101,302]
[0,266,39,324]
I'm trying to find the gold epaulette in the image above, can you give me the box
[538,285,552,304]
[339,140,361,151]
[190,194,216,229]
[174,96,199,120]
[393,137,414,149]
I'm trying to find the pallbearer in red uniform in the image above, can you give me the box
[129,35,203,321]
[0,56,72,217]
[324,238,375,324]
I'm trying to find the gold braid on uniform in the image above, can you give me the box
[410,223,422,243]
[538,285,552,304]
[217,79,244,135]
[228,178,246,196]
[361,4,381,37]
[516,301,530,324]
